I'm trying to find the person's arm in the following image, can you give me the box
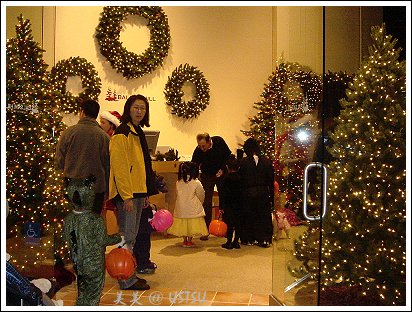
[218,178,228,212]
[191,147,201,164]
[54,130,68,171]
[195,180,205,204]
[216,136,232,172]
[191,147,202,174]
[94,217,122,246]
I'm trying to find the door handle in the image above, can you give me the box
[303,162,328,221]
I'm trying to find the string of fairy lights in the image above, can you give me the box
[164,63,210,119]
[95,6,171,80]
[290,25,406,305]
[6,15,71,269]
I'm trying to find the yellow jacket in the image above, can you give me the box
[108,122,147,201]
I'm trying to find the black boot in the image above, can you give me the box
[221,242,233,249]
[232,241,241,249]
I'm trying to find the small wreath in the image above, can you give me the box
[50,56,101,114]
[95,6,171,80]
[271,62,322,116]
[164,63,210,119]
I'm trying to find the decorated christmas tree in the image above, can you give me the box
[242,61,322,214]
[6,15,69,269]
[292,24,406,305]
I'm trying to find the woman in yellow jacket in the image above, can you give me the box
[108,94,157,291]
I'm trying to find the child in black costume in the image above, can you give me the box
[219,155,243,249]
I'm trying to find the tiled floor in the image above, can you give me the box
[54,279,270,306]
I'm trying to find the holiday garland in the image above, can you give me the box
[50,56,101,114]
[164,63,210,119]
[95,6,171,80]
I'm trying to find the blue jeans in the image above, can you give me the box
[115,197,144,289]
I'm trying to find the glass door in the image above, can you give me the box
[271,6,407,306]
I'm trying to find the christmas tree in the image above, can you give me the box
[6,15,69,269]
[242,61,322,214]
[292,24,406,305]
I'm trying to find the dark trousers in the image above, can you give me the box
[200,173,222,228]
[222,206,241,243]
[241,194,273,244]
[133,208,152,270]
[93,192,105,214]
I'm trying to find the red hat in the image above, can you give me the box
[100,111,122,127]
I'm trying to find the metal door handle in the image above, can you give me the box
[303,162,328,221]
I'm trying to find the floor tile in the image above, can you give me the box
[178,289,217,301]
[250,293,270,305]
[211,302,249,306]
[139,287,182,297]
[213,291,251,304]
[130,295,172,306]
[99,292,140,306]
[55,290,78,301]
[172,300,212,306]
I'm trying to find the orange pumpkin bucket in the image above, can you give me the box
[208,211,228,237]
[105,247,137,280]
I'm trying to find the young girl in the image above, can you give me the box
[167,161,209,247]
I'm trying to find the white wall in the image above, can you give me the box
[53,6,273,158]
[275,7,323,74]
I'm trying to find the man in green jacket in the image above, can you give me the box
[55,99,110,214]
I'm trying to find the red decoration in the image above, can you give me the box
[274,180,279,195]
[105,247,136,280]
[209,216,227,237]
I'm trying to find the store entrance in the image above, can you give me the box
[269,7,406,306]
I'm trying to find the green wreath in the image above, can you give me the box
[164,63,210,119]
[95,6,171,80]
[270,62,322,116]
[50,56,101,114]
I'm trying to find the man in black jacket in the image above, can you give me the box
[191,133,231,240]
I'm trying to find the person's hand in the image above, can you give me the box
[123,198,133,212]
[116,236,127,248]
[216,169,223,178]
[143,196,150,208]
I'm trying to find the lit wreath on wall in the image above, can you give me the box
[164,63,210,119]
[95,6,171,80]
[269,62,322,117]
[50,56,102,114]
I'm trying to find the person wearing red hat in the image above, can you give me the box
[99,110,122,137]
